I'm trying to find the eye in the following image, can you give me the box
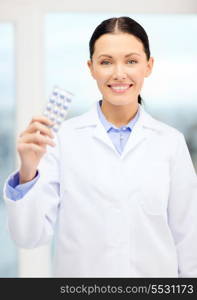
[127,60,138,64]
[100,60,111,65]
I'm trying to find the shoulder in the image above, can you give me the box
[152,117,183,138]
[140,106,187,157]
[57,109,91,134]
[141,106,184,140]
[61,114,85,129]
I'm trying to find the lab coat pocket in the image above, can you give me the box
[139,161,170,215]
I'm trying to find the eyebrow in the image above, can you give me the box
[98,52,141,58]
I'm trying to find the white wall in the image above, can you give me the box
[1,0,197,13]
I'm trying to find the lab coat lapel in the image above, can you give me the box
[120,124,147,160]
[74,102,161,158]
[74,102,117,153]
[120,105,159,160]
[91,104,156,157]
[92,120,117,153]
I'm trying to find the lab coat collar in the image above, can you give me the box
[74,102,162,133]
[74,102,163,159]
[96,100,140,132]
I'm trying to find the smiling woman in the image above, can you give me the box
[87,17,153,127]
[3,16,197,278]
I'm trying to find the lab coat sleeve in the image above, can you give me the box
[168,133,197,277]
[3,134,61,249]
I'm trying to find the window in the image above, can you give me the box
[0,23,17,277]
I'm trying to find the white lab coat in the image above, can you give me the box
[4,103,197,277]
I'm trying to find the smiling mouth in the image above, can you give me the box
[107,84,133,93]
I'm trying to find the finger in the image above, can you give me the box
[30,115,55,127]
[20,117,55,138]
[27,122,54,138]
[17,142,47,155]
[19,133,56,147]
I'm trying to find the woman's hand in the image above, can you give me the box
[17,116,55,184]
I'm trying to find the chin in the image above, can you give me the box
[104,97,137,107]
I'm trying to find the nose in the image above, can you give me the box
[112,64,127,80]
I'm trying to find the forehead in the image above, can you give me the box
[93,33,145,57]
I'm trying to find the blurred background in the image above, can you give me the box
[0,0,197,277]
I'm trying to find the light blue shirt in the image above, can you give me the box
[97,100,139,154]
[5,100,140,200]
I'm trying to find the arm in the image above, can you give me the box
[5,171,40,201]
[168,133,197,277]
[3,117,60,249]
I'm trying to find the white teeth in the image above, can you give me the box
[111,86,129,90]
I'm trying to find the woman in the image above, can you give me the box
[4,17,197,277]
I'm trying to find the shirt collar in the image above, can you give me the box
[97,100,140,132]
[71,101,163,135]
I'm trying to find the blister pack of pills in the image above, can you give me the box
[44,86,73,132]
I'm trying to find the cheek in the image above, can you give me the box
[94,77,107,92]
[129,67,146,83]
[94,70,110,86]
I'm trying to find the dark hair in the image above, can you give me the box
[89,17,151,105]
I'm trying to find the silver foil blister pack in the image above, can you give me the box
[44,87,73,132]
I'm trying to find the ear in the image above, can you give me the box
[87,59,95,79]
[145,56,154,78]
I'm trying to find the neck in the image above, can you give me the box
[101,100,139,128]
